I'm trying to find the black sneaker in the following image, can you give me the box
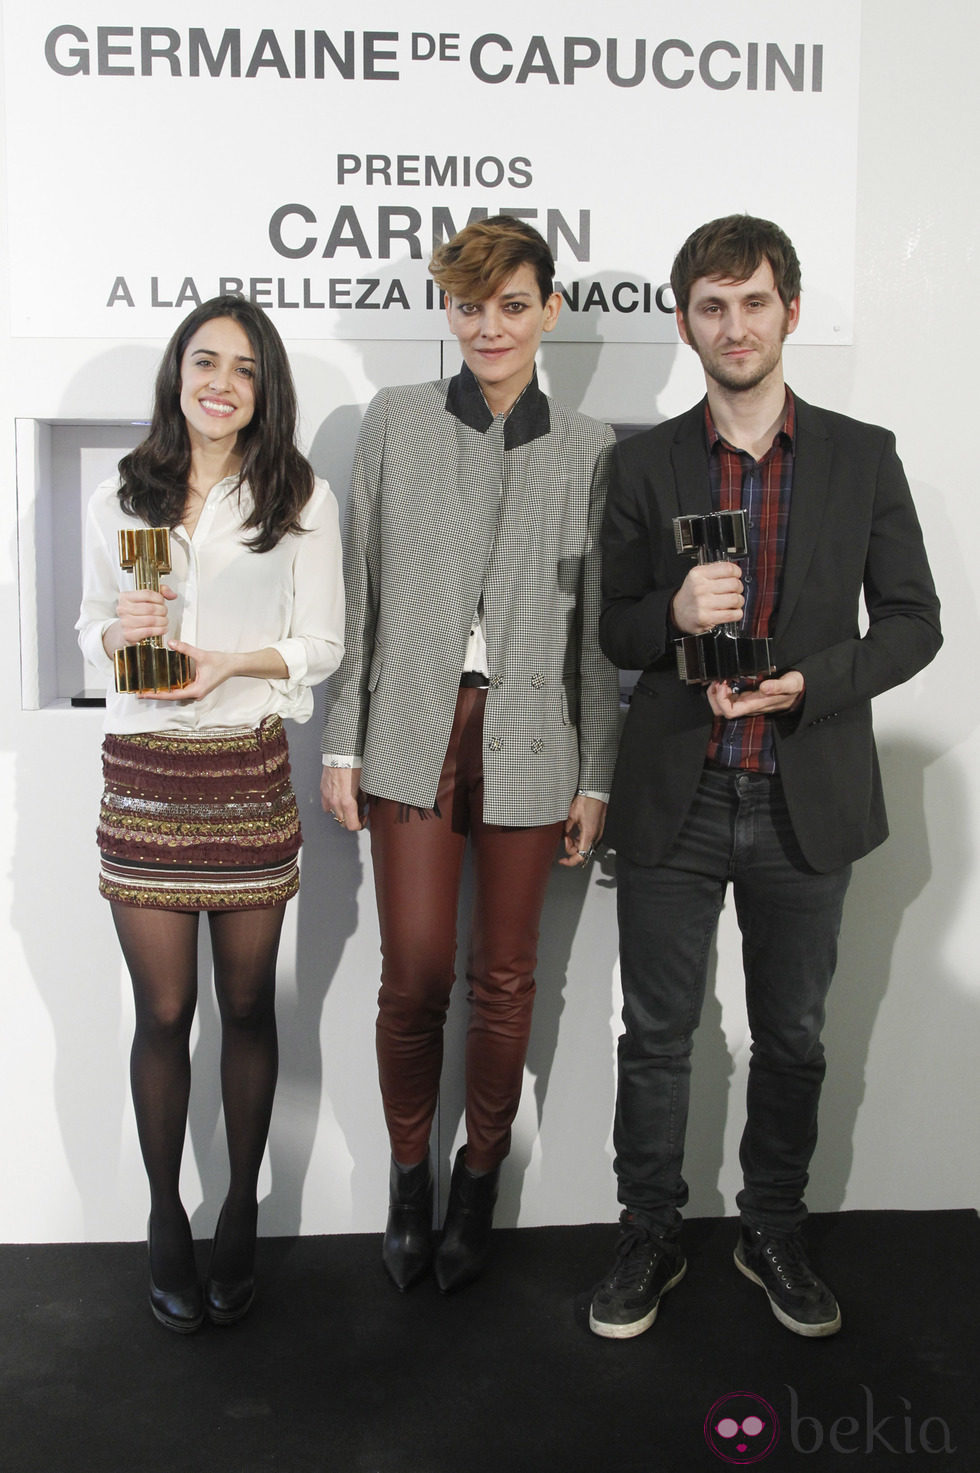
[734,1224,841,1337]
[589,1215,686,1339]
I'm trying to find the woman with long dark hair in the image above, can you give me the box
[78,296,343,1332]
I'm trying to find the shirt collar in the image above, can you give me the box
[446,361,551,449]
[704,388,796,456]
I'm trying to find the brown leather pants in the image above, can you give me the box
[370,687,564,1173]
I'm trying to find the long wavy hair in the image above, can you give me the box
[117,296,314,552]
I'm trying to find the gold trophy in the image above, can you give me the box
[113,528,195,694]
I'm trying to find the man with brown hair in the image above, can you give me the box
[589,214,941,1339]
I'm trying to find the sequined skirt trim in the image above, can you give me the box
[97,717,301,910]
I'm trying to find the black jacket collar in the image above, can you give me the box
[446,362,551,449]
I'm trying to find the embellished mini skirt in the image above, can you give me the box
[96,716,301,911]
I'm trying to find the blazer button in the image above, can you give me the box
[530,738,545,754]
[490,673,503,689]
[530,673,545,689]
[488,736,502,752]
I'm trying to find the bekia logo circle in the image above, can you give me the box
[704,1391,780,1464]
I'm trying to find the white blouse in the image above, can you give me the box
[77,474,344,734]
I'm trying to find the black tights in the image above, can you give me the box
[111,902,286,1289]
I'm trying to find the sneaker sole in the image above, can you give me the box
[588,1260,687,1340]
[733,1248,842,1337]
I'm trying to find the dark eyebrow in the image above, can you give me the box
[191,346,256,363]
[697,288,776,306]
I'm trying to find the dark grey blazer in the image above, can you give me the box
[599,394,942,872]
[322,367,621,827]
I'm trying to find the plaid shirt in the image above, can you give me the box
[704,392,795,773]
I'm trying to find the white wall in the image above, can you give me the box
[0,1,976,1244]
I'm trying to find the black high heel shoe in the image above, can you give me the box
[205,1204,257,1325]
[147,1222,204,1334]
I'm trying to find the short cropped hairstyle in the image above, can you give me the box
[670,215,802,315]
[429,215,555,306]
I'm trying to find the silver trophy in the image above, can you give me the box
[672,510,776,689]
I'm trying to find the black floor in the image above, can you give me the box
[3,1211,976,1472]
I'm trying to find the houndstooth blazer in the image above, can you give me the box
[321,365,621,827]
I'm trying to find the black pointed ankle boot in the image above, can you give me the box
[382,1156,434,1290]
[434,1147,499,1294]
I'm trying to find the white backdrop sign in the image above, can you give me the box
[3,2,860,341]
